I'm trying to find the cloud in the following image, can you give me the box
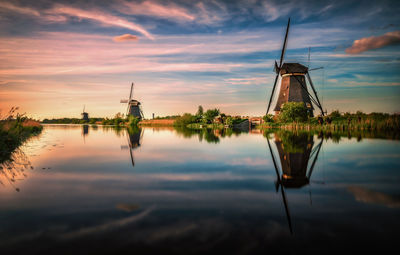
[347,186,400,208]
[47,5,154,40]
[0,1,40,17]
[113,34,139,42]
[346,31,400,54]
[116,0,195,22]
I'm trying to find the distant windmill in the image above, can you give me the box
[266,18,324,117]
[81,105,89,121]
[120,82,144,120]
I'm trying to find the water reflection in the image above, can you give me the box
[124,127,143,167]
[174,127,247,143]
[266,131,323,234]
[0,125,399,254]
[0,148,32,192]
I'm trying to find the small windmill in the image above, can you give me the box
[120,82,144,120]
[266,18,324,117]
[81,105,89,121]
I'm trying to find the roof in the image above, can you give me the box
[280,63,308,75]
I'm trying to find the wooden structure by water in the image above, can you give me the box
[120,82,144,120]
[266,18,324,117]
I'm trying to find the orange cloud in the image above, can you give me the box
[113,34,139,42]
[346,31,400,54]
[117,0,195,22]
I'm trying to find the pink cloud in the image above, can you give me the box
[47,5,154,40]
[0,1,40,17]
[346,31,400,54]
[113,34,139,42]
[117,0,195,22]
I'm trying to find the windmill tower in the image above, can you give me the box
[266,18,324,117]
[120,82,144,120]
[81,105,89,121]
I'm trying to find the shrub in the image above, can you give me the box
[225,116,233,127]
[174,113,197,127]
[127,115,140,127]
[278,102,309,123]
[263,114,274,123]
[204,108,220,124]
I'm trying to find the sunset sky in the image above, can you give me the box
[1,0,400,119]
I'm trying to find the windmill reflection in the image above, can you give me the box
[267,131,323,234]
[121,128,143,167]
[82,125,89,143]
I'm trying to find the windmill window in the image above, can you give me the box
[306,103,311,108]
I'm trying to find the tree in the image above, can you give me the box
[225,116,233,127]
[263,114,274,123]
[329,110,341,119]
[204,108,220,124]
[196,105,204,116]
[278,102,309,123]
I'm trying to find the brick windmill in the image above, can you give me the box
[120,82,144,120]
[266,18,324,117]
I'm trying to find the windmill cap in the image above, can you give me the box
[280,63,308,75]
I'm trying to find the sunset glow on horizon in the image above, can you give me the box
[1,0,400,119]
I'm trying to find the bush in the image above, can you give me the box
[329,110,341,119]
[174,113,197,127]
[278,102,309,123]
[204,108,220,124]
[263,114,274,123]
[127,115,140,127]
[225,117,233,127]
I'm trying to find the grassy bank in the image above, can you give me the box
[1,116,43,163]
[260,104,400,132]
[260,114,399,132]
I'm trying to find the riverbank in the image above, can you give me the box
[0,119,43,162]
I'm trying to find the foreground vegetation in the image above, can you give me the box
[174,106,248,129]
[42,113,140,128]
[261,102,400,132]
[0,108,43,163]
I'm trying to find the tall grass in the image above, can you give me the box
[0,107,43,163]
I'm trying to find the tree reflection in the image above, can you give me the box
[174,127,245,144]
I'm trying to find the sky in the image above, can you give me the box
[0,0,400,119]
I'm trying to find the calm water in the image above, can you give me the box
[1,125,399,254]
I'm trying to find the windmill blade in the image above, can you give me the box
[309,67,324,71]
[280,184,293,234]
[305,72,324,116]
[120,99,128,103]
[129,82,134,101]
[266,73,279,114]
[307,138,323,180]
[279,18,290,68]
[274,60,279,74]
[267,138,293,234]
